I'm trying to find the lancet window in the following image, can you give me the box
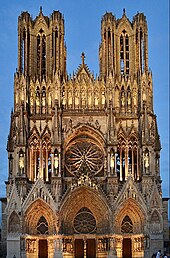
[21,28,26,73]
[52,27,59,72]
[42,86,46,113]
[20,26,30,74]
[140,28,144,72]
[120,86,132,112]
[29,135,51,181]
[42,135,52,181]
[107,27,114,70]
[35,87,40,114]
[120,31,129,75]
[37,29,46,79]
[104,27,115,73]
[116,135,139,181]
[34,86,49,114]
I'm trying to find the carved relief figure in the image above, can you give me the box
[19,152,24,171]
[127,91,131,106]
[54,154,59,170]
[133,91,137,106]
[121,91,125,107]
[144,152,149,169]
[110,152,115,171]
[26,239,36,253]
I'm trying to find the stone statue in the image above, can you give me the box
[110,153,115,169]
[143,91,146,101]
[121,92,125,107]
[54,155,59,170]
[133,91,137,106]
[42,96,46,106]
[127,91,131,106]
[144,152,149,168]
[19,153,24,170]
[48,92,52,106]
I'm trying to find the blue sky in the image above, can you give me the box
[0,0,169,206]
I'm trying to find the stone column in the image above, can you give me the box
[120,151,122,181]
[34,150,36,181]
[108,238,117,258]
[54,238,63,258]
[84,239,87,258]
[46,149,48,181]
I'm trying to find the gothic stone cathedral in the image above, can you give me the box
[1,7,169,258]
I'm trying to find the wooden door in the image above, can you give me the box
[75,239,84,258]
[39,239,48,258]
[123,238,132,258]
[86,239,96,258]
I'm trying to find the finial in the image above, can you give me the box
[40,6,43,14]
[81,52,85,65]
[123,8,126,15]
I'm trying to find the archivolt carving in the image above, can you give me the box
[24,199,56,235]
[64,125,105,149]
[64,125,105,177]
[60,186,111,234]
[114,199,145,234]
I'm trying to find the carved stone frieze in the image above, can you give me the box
[26,239,36,253]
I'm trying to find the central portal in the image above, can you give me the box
[75,239,96,258]
[75,239,84,258]
[86,239,96,258]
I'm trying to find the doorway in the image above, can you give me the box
[75,239,84,258]
[86,239,96,258]
[123,238,132,258]
[39,239,48,258]
[75,239,96,258]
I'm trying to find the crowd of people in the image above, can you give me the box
[152,250,168,258]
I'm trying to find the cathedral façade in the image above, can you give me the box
[1,7,169,258]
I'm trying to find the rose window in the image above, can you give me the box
[65,140,104,175]
[73,208,96,234]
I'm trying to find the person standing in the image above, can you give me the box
[163,252,168,258]
[156,250,162,258]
